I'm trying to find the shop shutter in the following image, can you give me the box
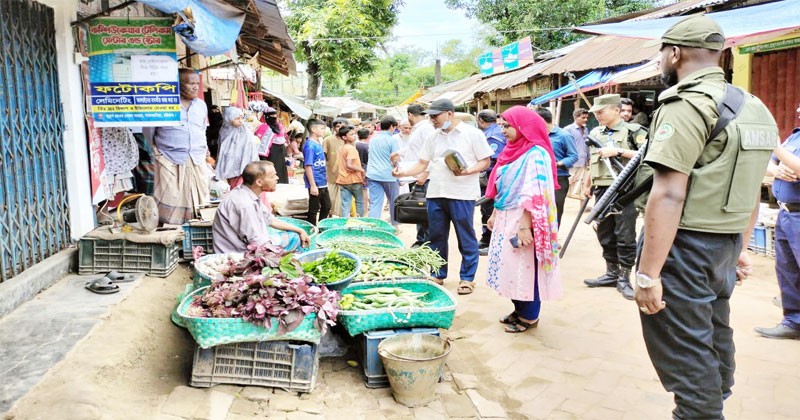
[751,47,800,141]
[0,0,70,282]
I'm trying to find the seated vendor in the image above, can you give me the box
[212,161,311,253]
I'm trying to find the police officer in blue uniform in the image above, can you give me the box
[755,104,800,340]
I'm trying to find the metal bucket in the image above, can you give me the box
[377,333,451,407]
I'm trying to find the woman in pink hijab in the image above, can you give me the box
[485,106,562,333]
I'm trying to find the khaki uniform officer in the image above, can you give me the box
[634,15,778,419]
[582,94,647,300]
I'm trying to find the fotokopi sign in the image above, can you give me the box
[88,17,180,127]
[477,37,534,77]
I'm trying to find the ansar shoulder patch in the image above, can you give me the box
[654,123,674,141]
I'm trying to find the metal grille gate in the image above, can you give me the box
[0,0,70,282]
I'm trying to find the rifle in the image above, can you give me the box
[583,146,647,224]
[586,135,626,175]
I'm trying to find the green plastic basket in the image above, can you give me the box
[277,217,318,236]
[315,228,403,249]
[337,279,456,336]
[177,286,322,348]
[317,217,394,233]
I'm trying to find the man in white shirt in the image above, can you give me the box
[395,104,436,246]
[393,99,493,295]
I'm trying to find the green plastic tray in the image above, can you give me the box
[337,279,456,336]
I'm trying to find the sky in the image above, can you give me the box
[387,0,484,57]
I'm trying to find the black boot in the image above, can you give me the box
[584,262,620,287]
[617,267,635,300]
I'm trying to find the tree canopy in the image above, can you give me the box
[332,40,481,106]
[444,0,655,50]
[284,0,403,99]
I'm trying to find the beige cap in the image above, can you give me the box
[589,94,621,113]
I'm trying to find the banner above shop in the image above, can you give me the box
[478,37,534,77]
[88,17,180,127]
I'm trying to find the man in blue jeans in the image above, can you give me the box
[367,116,401,227]
[393,99,493,295]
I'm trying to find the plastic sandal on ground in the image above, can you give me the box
[106,271,136,283]
[85,277,120,294]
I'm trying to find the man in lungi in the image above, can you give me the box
[145,68,210,225]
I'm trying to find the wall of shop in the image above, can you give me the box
[733,31,800,140]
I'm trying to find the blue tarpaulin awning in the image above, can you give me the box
[529,65,636,105]
[577,0,800,45]
[137,0,245,56]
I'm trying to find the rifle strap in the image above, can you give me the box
[616,84,746,208]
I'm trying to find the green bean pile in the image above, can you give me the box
[321,241,446,273]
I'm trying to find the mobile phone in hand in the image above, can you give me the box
[509,235,520,248]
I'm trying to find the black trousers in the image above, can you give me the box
[410,180,429,244]
[479,183,494,245]
[306,187,331,226]
[554,175,570,229]
[594,186,637,269]
[639,229,741,420]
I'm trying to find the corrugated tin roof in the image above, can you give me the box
[318,97,384,113]
[538,35,657,75]
[417,75,482,104]
[631,0,733,20]
[417,62,555,105]
[234,0,297,76]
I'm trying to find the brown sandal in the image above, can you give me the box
[457,281,475,295]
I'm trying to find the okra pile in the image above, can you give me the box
[339,287,429,310]
[355,260,421,282]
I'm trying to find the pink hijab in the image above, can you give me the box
[484,106,558,199]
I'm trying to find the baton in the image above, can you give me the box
[558,197,589,258]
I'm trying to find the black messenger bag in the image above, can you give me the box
[393,184,428,224]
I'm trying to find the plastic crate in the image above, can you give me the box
[191,340,319,392]
[748,226,767,254]
[359,328,440,388]
[182,223,215,259]
[78,237,180,277]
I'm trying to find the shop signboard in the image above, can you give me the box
[739,36,800,54]
[478,37,534,77]
[88,17,180,127]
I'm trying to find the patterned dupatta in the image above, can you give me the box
[494,146,560,272]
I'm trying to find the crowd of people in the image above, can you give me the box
[128,14,800,420]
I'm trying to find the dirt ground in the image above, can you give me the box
[4,199,796,420]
